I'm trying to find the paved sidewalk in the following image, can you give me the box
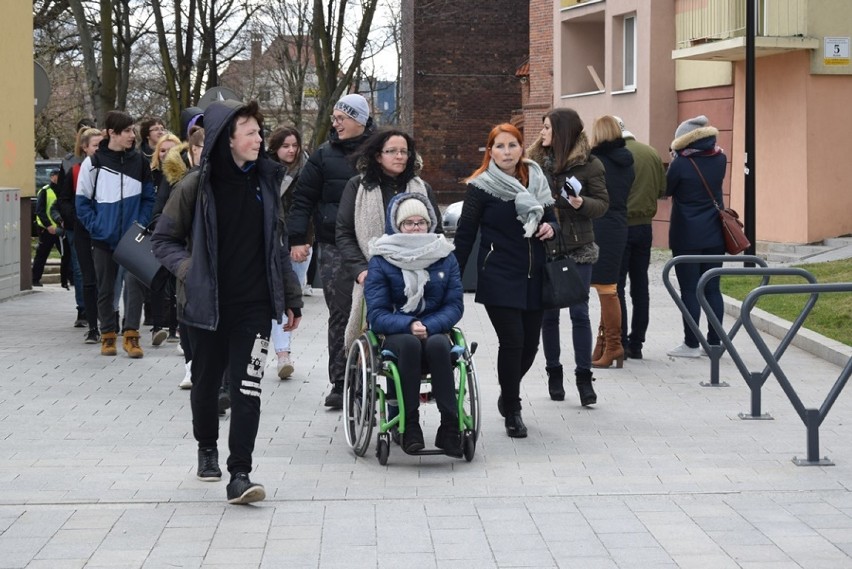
[1,260,851,569]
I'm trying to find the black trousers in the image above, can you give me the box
[73,223,99,331]
[485,306,544,414]
[382,334,455,421]
[618,224,653,350]
[187,303,270,475]
[31,229,62,283]
[318,243,352,386]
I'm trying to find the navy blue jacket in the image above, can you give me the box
[453,184,557,311]
[364,194,463,336]
[666,137,726,251]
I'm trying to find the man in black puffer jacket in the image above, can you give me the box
[287,94,375,409]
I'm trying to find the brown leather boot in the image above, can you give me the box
[101,332,118,356]
[592,325,606,361]
[123,329,144,359]
[592,291,624,369]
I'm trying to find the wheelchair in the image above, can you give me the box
[343,327,480,464]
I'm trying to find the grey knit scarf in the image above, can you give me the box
[469,158,553,237]
[369,233,455,313]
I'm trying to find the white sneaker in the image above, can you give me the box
[277,356,295,379]
[667,343,703,358]
[179,361,192,389]
[176,343,184,356]
[302,285,313,297]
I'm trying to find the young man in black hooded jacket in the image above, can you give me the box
[152,100,303,505]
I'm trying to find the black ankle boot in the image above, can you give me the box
[546,365,565,401]
[575,369,597,406]
[401,411,424,453]
[504,411,528,438]
[435,414,462,458]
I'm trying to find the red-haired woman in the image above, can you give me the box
[453,123,557,438]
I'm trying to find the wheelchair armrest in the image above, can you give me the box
[380,349,398,363]
[450,345,465,364]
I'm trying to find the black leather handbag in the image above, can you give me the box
[113,222,170,291]
[541,233,588,309]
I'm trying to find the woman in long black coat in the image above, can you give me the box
[589,116,634,369]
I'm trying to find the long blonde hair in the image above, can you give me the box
[151,133,181,170]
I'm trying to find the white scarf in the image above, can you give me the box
[369,233,455,313]
[468,158,553,237]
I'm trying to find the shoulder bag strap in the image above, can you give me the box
[687,157,721,211]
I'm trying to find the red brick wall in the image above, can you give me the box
[402,2,529,204]
[524,0,554,141]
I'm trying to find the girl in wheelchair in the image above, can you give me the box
[364,194,464,456]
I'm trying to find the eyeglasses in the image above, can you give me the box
[401,219,428,229]
[329,114,350,124]
[382,148,411,157]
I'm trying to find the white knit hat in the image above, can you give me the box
[395,197,430,229]
[334,94,370,126]
[612,116,635,139]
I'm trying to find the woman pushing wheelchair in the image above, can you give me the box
[363,193,464,457]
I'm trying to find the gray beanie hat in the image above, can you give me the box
[334,94,370,126]
[395,196,431,229]
[671,115,718,151]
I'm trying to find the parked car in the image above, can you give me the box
[35,159,62,193]
[441,201,463,238]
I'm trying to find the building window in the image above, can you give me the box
[623,15,636,90]
[560,13,606,97]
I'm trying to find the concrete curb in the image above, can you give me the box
[723,294,852,368]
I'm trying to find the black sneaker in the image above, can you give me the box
[84,328,100,344]
[151,328,168,346]
[166,330,180,343]
[324,383,343,409]
[197,448,221,481]
[73,309,87,328]
[226,472,265,505]
[218,388,231,416]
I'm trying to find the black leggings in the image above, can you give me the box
[382,334,455,421]
[485,306,544,414]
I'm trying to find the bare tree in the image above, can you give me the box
[310,0,381,148]
[149,0,260,132]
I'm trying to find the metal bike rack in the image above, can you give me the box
[662,255,767,387]
[697,267,818,420]
[741,282,852,466]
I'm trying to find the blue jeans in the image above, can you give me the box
[672,246,725,347]
[541,262,593,372]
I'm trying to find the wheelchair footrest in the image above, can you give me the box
[402,447,454,456]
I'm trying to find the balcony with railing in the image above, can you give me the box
[673,0,819,61]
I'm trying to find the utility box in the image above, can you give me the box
[0,189,21,300]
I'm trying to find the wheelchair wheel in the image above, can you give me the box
[376,433,390,466]
[458,346,481,445]
[343,335,377,457]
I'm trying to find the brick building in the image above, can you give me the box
[401,1,529,203]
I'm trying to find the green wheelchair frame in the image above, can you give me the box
[343,327,480,464]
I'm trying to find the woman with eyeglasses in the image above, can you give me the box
[453,123,557,438]
[336,128,444,360]
[363,193,464,456]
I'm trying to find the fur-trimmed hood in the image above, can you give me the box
[527,131,592,175]
[671,126,718,152]
[162,142,190,185]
